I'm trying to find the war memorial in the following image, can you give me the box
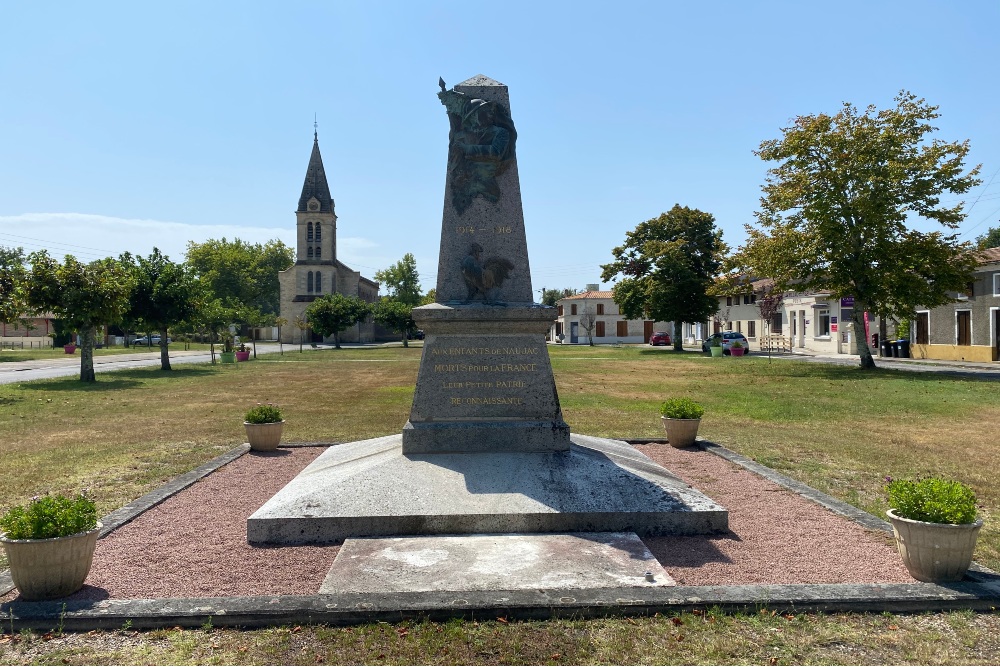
[248,76,727,589]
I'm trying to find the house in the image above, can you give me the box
[707,279,861,355]
[277,131,379,344]
[1,313,57,348]
[551,291,709,345]
[911,247,1000,362]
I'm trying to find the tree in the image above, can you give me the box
[373,298,417,347]
[293,315,310,352]
[185,238,293,315]
[305,294,371,349]
[25,252,132,382]
[601,205,726,351]
[122,249,201,371]
[578,303,598,346]
[540,288,575,307]
[755,281,783,362]
[374,253,422,306]
[733,92,981,369]
[975,226,1000,250]
[0,246,29,327]
[419,288,437,306]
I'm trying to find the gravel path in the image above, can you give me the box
[3,442,913,602]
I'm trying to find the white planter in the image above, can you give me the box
[661,417,701,448]
[886,509,983,582]
[0,522,102,600]
[244,420,285,451]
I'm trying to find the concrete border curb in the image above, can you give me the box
[3,439,998,631]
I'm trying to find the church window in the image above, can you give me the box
[315,272,322,293]
[315,224,321,241]
[315,245,321,259]
[307,246,314,259]
[307,222,314,241]
[307,271,314,293]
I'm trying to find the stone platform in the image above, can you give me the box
[320,532,675,594]
[246,434,727,544]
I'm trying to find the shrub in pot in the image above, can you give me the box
[659,397,704,448]
[244,403,285,451]
[730,340,746,357]
[709,338,723,357]
[0,493,101,600]
[885,476,982,582]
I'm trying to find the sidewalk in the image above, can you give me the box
[764,348,1000,378]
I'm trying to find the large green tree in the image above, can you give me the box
[975,225,1000,250]
[121,249,202,371]
[540,288,576,307]
[0,246,29,326]
[305,294,371,349]
[733,91,981,369]
[373,298,417,347]
[601,205,726,351]
[25,252,132,381]
[374,253,422,306]
[185,238,293,315]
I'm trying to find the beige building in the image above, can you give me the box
[278,132,378,344]
[550,291,696,344]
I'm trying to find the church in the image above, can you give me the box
[278,132,379,344]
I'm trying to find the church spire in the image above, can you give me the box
[297,129,334,213]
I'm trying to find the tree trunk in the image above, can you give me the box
[402,331,409,348]
[673,320,684,351]
[159,327,171,371]
[334,332,341,349]
[79,327,96,382]
[852,308,877,369]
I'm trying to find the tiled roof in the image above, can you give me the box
[975,246,1000,264]
[561,291,614,300]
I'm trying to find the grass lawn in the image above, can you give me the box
[1,344,998,664]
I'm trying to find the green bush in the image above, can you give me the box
[0,494,98,540]
[886,477,978,524]
[730,340,744,349]
[245,404,284,424]
[709,338,722,347]
[659,397,705,420]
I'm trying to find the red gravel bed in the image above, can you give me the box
[636,443,913,585]
[2,443,913,602]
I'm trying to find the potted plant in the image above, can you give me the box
[730,340,746,357]
[220,334,236,364]
[709,338,724,357]
[885,476,983,582]
[235,341,252,362]
[0,493,101,600]
[659,397,704,448]
[244,403,285,451]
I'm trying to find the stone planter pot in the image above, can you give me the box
[709,346,723,357]
[730,347,746,357]
[63,344,77,354]
[235,350,251,362]
[886,509,983,582]
[0,522,102,601]
[245,420,285,451]
[661,417,701,448]
[220,351,236,364]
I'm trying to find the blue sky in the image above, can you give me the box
[2,1,997,295]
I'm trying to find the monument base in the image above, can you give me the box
[247,434,728,545]
[402,419,570,454]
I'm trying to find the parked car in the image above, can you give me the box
[406,329,425,340]
[648,331,672,346]
[701,331,749,355]
[133,335,171,345]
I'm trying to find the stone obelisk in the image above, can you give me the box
[402,75,570,454]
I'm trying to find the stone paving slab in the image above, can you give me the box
[321,532,674,594]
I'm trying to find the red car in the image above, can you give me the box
[648,331,672,346]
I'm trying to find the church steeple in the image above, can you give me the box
[297,131,335,214]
